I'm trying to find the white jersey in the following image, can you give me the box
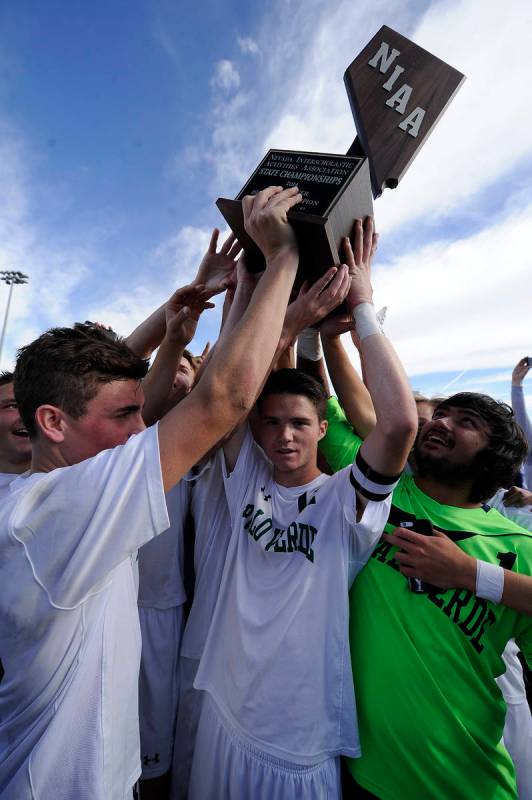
[0,426,169,800]
[489,487,532,531]
[137,479,191,610]
[194,429,397,765]
[137,477,191,779]
[490,489,532,703]
[0,472,19,502]
[181,450,231,659]
[489,489,532,797]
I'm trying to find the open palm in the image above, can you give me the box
[195,229,242,291]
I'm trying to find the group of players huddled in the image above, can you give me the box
[0,186,531,800]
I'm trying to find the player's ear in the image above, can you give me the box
[317,419,328,441]
[35,405,67,443]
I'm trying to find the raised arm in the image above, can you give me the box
[223,251,351,469]
[125,229,240,359]
[158,186,301,490]
[219,258,264,470]
[141,284,218,426]
[284,265,351,389]
[512,357,532,445]
[319,314,376,439]
[125,303,167,359]
[344,218,417,476]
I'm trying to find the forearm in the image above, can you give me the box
[500,570,532,616]
[125,303,166,358]
[142,337,185,425]
[358,329,413,432]
[470,559,532,617]
[356,321,416,471]
[295,354,329,392]
[445,555,532,617]
[511,384,532,445]
[322,335,375,438]
[200,251,298,425]
[273,341,296,371]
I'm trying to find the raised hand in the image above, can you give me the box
[165,283,218,346]
[283,265,350,341]
[319,312,357,341]
[242,186,302,261]
[344,217,379,311]
[512,356,530,387]
[503,486,532,507]
[194,229,242,291]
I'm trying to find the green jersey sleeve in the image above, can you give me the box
[319,396,362,472]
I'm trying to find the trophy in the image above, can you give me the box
[217,25,465,281]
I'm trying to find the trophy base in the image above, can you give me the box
[217,151,373,288]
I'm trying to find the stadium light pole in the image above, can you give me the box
[0,271,29,366]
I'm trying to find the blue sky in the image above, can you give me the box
[0,0,531,413]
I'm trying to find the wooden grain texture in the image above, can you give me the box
[344,25,465,197]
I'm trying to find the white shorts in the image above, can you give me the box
[170,656,204,800]
[138,605,185,778]
[503,699,532,800]
[188,694,342,800]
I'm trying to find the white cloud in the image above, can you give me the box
[200,0,532,235]
[377,0,532,231]
[0,119,94,367]
[358,195,532,377]
[211,60,241,92]
[191,0,532,394]
[84,223,232,355]
[155,225,213,284]
[238,36,260,56]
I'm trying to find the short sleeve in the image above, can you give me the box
[331,454,399,567]
[10,425,170,608]
[488,489,532,531]
[222,427,269,526]
[319,397,363,473]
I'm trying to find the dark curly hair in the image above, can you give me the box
[14,326,148,438]
[257,368,328,421]
[432,392,529,502]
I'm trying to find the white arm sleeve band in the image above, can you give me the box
[297,327,323,361]
[476,560,504,604]
[352,302,382,341]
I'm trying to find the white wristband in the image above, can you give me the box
[476,560,504,604]
[297,327,323,361]
[352,302,382,341]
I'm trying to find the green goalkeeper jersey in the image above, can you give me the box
[320,397,532,800]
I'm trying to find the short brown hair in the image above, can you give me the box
[258,368,328,421]
[14,327,148,438]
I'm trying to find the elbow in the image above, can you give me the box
[379,410,418,450]
[202,374,255,426]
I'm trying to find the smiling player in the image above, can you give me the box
[319,388,532,799]
[0,371,31,488]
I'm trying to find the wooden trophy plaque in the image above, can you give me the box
[344,25,465,197]
[217,149,373,284]
[217,26,465,279]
